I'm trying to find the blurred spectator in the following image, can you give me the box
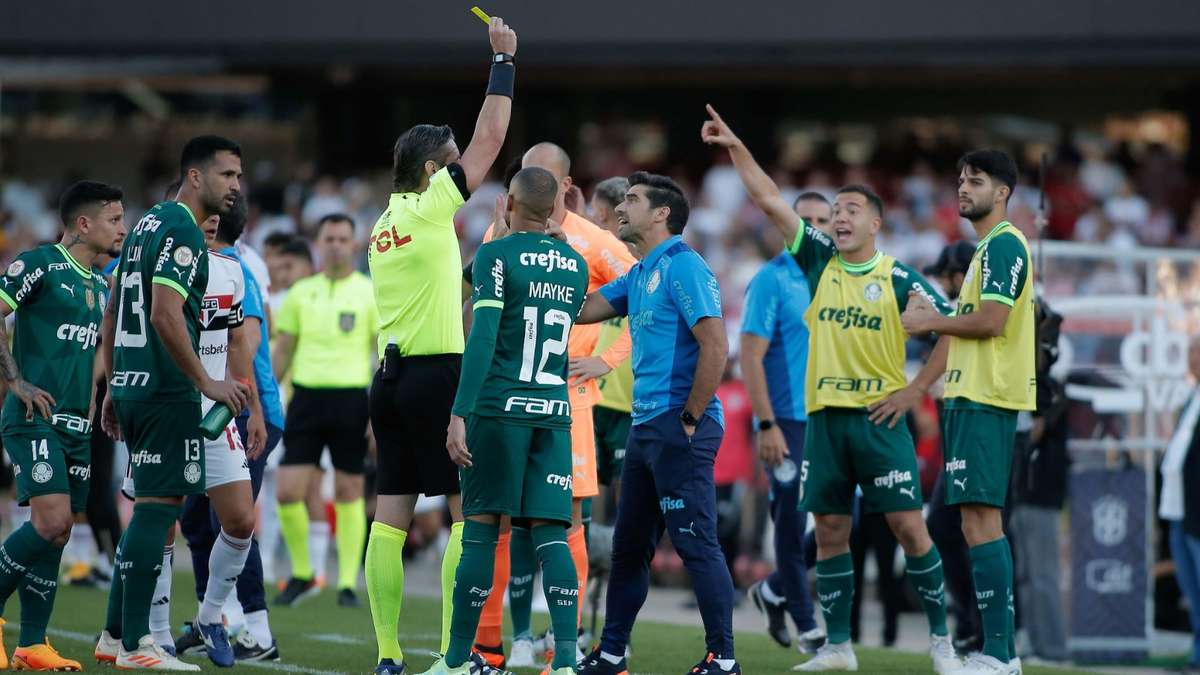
[1160,337,1200,673]
[715,372,755,589]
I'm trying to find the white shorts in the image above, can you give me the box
[205,420,251,490]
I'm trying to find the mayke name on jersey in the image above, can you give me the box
[528,281,576,303]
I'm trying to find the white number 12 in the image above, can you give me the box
[519,306,572,384]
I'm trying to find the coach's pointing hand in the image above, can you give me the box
[701,104,741,149]
[447,414,472,468]
[489,17,517,56]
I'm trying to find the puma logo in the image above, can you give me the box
[60,283,75,298]
[899,486,915,500]
[821,604,834,615]
[991,280,1004,291]
[677,521,697,537]
[24,585,50,601]
[953,477,968,491]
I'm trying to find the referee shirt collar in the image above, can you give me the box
[643,234,683,270]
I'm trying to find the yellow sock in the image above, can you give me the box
[441,522,465,654]
[365,521,406,662]
[278,501,312,580]
[333,499,366,590]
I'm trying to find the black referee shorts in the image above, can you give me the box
[369,352,461,497]
[281,385,369,474]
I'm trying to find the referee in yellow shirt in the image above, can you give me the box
[272,214,378,609]
[364,16,518,675]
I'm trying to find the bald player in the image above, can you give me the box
[422,167,589,675]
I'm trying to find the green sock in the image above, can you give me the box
[815,553,855,645]
[121,502,180,652]
[1003,542,1016,660]
[278,501,312,580]
[18,545,63,646]
[105,530,128,638]
[445,520,497,668]
[334,499,366,590]
[532,525,578,669]
[906,546,949,637]
[969,537,1013,663]
[0,522,52,614]
[441,522,464,655]
[509,526,536,640]
[365,521,406,663]
[581,498,592,546]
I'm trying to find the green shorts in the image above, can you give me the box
[461,415,573,524]
[593,406,630,486]
[942,400,1018,508]
[115,399,205,498]
[2,425,91,512]
[800,408,923,515]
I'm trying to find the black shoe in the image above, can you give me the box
[747,580,791,648]
[233,632,280,661]
[174,622,207,656]
[274,577,319,606]
[472,642,506,670]
[337,588,360,607]
[375,657,406,674]
[687,653,740,674]
[578,647,627,675]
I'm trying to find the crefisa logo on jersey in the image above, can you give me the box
[56,322,99,350]
[518,249,578,273]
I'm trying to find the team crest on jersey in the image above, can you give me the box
[863,282,883,302]
[338,312,356,333]
[184,462,201,484]
[6,260,24,277]
[31,462,53,484]
[173,246,194,267]
[646,269,662,294]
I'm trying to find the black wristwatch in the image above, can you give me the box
[492,52,515,65]
[758,419,776,432]
[680,410,700,427]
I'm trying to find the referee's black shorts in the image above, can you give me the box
[281,385,369,474]
[369,353,461,497]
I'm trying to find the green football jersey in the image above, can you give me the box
[0,244,106,441]
[452,231,589,428]
[111,201,209,403]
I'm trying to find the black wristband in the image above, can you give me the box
[486,60,515,98]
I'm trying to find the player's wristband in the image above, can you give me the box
[486,57,515,98]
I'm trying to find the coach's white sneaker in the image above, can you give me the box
[508,638,536,668]
[930,634,961,674]
[1008,657,1022,674]
[95,630,121,664]
[950,653,1011,674]
[116,635,201,671]
[793,641,858,671]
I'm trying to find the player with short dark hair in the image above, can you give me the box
[421,166,589,675]
[702,105,959,674]
[365,16,518,674]
[96,135,251,671]
[900,149,1034,675]
[0,180,125,671]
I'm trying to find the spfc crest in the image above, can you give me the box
[338,312,356,333]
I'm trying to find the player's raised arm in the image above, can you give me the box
[701,104,801,243]
[458,17,518,192]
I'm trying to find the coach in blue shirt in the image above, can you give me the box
[741,192,831,654]
[577,172,738,675]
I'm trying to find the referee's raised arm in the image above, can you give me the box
[363,15,519,671]
[459,17,518,192]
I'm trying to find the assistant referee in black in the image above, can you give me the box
[363,15,518,675]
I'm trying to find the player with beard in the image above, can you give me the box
[97,136,250,671]
[901,151,1035,675]
[0,181,125,671]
